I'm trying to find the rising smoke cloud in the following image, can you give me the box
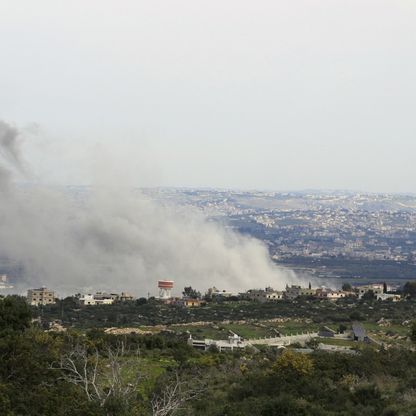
[0,120,301,296]
[0,121,24,172]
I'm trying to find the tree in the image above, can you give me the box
[342,283,352,292]
[0,296,32,333]
[182,287,201,299]
[403,281,416,298]
[136,297,148,306]
[410,321,416,342]
[151,371,206,416]
[339,324,348,334]
[52,340,141,409]
[362,290,376,301]
[383,282,387,294]
[272,350,314,377]
[306,338,319,350]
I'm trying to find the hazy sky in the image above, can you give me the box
[0,1,415,192]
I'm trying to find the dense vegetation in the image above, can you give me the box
[2,296,416,415]
[37,296,416,329]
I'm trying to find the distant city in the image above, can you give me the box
[145,188,416,283]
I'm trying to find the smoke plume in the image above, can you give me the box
[0,121,24,172]
[0,120,300,296]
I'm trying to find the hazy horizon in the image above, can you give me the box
[11,181,416,197]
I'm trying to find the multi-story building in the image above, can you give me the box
[246,287,284,303]
[27,287,56,306]
[355,284,384,299]
[78,291,135,306]
[78,294,98,306]
[284,285,315,300]
[118,292,135,302]
[78,293,114,306]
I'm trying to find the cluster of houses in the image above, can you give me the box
[25,281,402,307]
[26,288,135,306]
[156,282,402,307]
[176,283,401,307]
[77,291,135,306]
[242,283,401,303]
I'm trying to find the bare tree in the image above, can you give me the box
[51,341,141,408]
[151,371,206,416]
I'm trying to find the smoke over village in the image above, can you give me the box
[0,120,298,296]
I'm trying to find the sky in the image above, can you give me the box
[0,0,415,192]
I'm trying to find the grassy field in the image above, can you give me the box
[171,323,272,340]
[122,356,175,400]
[166,318,412,351]
[266,320,321,336]
[170,319,322,340]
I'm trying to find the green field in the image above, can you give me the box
[172,320,323,340]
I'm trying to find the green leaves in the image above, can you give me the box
[0,296,32,333]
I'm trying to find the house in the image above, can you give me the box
[78,294,97,306]
[284,285,315,300]
[78,293,114,306]
[376,293,401,302]
[188,332,246,352]
[118,292,135,302]
[179,298,204,308]
[315,288,347,301]
[27,287,56,306]
[246,287,284,303]
[206,287,235,300]
[94,292,119,302]
[78,291,135,306]
[355,284,384,299]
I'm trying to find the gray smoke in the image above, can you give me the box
[0,121,23,172]
[0,121,301,296]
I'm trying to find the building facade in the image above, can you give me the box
[285,285,315,300]
[27,287,56,306]
[246,287,284,303]
[356,284,384,299]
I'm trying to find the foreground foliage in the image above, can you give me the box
[2,296,416,415]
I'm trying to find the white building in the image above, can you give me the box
[78,294,97,306]
[78,293,115,306]
[188,332,245,352]
[206,287,235,299]
[376,293,401,302]
[78,291,135,306]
